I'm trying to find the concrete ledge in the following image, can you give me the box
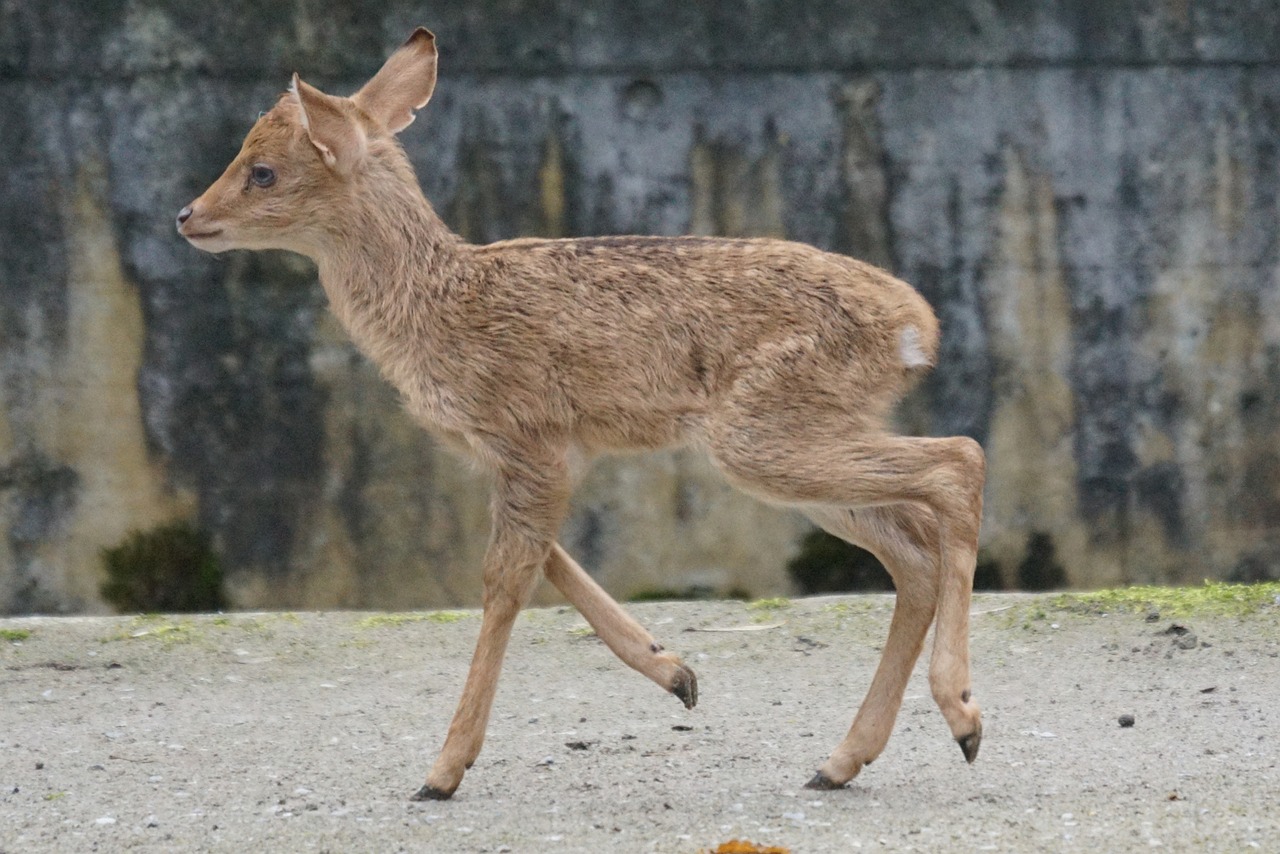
[2,592,1277,851]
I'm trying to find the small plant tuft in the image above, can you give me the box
[100,521,226,614]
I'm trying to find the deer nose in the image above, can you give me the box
[176,205,193,227]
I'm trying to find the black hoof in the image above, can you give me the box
[803,770,847,791]
[410,784,454,801]
[957,728,982,764]
[671,664,698,709]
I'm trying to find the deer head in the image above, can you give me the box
[176,28,439,258]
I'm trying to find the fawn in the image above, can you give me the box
[177,28,986,800]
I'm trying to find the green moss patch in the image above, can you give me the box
[356,611,472,629]
[1052,581,1280,618]
[101,617,200,645]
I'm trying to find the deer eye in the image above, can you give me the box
[249,164,276,188]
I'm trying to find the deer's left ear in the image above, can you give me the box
[290,74,367,174]
[351,27,438,134]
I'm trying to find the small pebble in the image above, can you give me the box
[1119,714,1136,728]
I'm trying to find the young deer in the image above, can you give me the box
[177,28,986,800]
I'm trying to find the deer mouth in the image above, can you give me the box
[183,229,224,241]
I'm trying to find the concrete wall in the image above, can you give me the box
[2,0,1278,613]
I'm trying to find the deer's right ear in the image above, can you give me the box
[290,74,367,175]
[352,27,438,134]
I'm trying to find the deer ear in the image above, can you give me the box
[290,74,367,174]
[351,28,438,134]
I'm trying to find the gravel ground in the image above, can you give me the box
[2,592,1278,852]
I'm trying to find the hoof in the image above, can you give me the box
[957,726,982,764]
[410,784,455,801]
[803,770,847,791]
[671,664,698,709]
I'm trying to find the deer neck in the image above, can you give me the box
[313,179,465,359]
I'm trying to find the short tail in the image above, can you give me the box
[898,323,933,370]
[896,298,940,395]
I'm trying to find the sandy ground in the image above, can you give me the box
[2,592,1278,853]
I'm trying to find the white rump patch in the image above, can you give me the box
[899,324,930,368]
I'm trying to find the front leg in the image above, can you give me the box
[544,543,698,708]
[412,455,569,801]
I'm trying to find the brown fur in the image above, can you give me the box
[178,28,986,799]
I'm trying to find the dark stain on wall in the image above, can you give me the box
[1,455,79,612]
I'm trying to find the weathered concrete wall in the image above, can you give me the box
[2,1,1279,613]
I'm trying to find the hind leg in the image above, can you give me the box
[706,423,985,772]
[801,504,941,788]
